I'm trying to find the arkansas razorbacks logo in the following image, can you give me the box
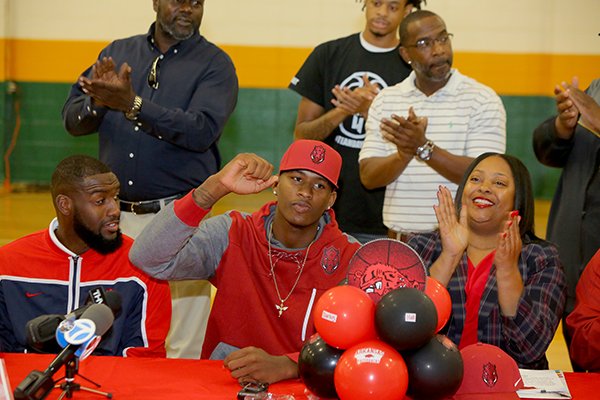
[482,362,498,387]
[310,145,326,164]
[350,262,420,296]
[346,239,427,303]
[321,246,340,274]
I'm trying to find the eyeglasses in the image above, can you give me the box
[148,56,161,90]
[406,33,453,50]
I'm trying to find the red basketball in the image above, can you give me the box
[347,239,426,303]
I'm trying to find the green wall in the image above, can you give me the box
[0,82,561,199]
[0,82,6,181]
[503,95,562,199]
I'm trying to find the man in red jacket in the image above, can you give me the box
[130,140,361,384]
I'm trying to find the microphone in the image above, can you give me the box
[49,304,114,367]
[55,317,102,360]
[14,304,114,400]
[25,288,122,353]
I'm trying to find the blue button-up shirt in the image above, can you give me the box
[63,24,239,201]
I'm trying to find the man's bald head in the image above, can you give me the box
[399,9,441,45]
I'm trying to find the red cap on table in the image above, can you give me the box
[456,342,524,394]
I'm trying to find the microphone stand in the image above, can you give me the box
[55,355,112,399]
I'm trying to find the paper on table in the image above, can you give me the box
[0,359,13,400]
[516,369,571,399]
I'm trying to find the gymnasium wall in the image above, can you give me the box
[1,0,599,198]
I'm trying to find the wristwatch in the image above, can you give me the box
[416,140,435,161]
[124,95,143,121]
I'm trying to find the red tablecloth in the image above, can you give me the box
[3,353,306,399]
[2,353,599,399]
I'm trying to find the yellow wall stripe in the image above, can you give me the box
[5,39,599,96]
[7,39,106,85]
[453,52,599,97]
[221,45,311,90]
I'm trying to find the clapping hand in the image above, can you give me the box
[494,210,524,317]
[494,210,522,273]
[380,107,428,156]
[79,56,135,112]
[433,185,468,257]
[429,185,468,286]
[553,78,579,137]
[554,76,600,138]
[331,74,380,118]
[564,79,600,136]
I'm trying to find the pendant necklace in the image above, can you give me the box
[268,223,317,317]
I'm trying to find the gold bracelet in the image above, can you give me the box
[124,95,143,121]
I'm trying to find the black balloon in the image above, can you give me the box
[298,334,344,398]
[402,334,464,400]
[375,287,437,351]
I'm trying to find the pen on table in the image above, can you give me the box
[540,389,570,398]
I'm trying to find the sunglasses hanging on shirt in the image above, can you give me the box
[147,56,161,90]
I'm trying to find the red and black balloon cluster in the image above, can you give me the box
[299,239,462,400]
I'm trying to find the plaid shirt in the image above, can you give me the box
[408,232,566,369]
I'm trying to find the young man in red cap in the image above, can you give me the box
[130,140,360,384]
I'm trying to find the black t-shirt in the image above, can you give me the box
[289,33,411,235]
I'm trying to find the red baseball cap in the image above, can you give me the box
[279,140,342,188]
[456,343,524,395]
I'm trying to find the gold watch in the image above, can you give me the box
[124,96,143,121]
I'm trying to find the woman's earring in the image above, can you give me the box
[273,190,277,196]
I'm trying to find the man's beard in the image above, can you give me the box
[73,212,122,255]
[159,21,194,41]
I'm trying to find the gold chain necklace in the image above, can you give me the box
[268,223,317,318]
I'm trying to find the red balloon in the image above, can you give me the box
[334,340,408,400]
[425,276,452,333]
[313,285,377,349]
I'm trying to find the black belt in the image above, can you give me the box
[120,194,183,215]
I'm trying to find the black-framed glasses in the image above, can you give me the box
[148,56,161,90]
[406,33,453,50]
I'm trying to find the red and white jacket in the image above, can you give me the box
[0,219,171,357]
[130,193,360,359]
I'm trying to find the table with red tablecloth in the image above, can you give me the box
[1,353,598,399]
